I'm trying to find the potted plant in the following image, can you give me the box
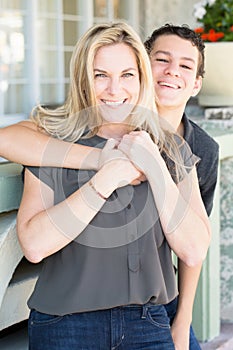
[193,0,233,106]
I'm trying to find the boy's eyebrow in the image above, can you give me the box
[152,50,196,63]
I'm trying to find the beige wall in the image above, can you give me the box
[139,0,198,40]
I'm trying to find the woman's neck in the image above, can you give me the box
[97,123,131,140]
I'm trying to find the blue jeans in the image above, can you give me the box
[164,297,201,350]
[28,304,175,349]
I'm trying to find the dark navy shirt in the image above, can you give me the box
[183,114,219,215]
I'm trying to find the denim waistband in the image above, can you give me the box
[121,301,161,309]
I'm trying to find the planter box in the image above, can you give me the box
[198,42,233,107]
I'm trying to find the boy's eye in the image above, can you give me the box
[181,64,192,70]
[156,58,168,63]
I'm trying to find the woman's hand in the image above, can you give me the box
[98,137,146,187]
[98,138,124,168]
[118,130,160,175]
[94,158,142,198]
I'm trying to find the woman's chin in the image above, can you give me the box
[99,103,135,124]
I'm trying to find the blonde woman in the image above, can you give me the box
[17,22,210,349]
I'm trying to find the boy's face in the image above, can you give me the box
[149,34,202,111]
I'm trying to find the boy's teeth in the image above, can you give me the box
[159,82,179,89]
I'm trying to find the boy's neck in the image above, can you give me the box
[157,105,185,136]
[177,121,184,137]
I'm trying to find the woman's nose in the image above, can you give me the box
[107,77,121,95]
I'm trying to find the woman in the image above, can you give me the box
[17,22,210,349]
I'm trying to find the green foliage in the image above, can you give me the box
[194,0,233,41]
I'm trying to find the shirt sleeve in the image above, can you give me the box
[198,148,219,216]
[25,166,55,190]
[163,135,200,184]
[179,137,200,170]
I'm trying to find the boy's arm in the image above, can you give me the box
[171,144,219,349]
[171,260,202,350]
[0,121,100,169]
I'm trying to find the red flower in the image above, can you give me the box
[201,29,225,42]
[230,26,233,32]
[194,27,204,34]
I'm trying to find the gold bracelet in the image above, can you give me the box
[89,180,107,200]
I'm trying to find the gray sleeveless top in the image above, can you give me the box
[26,134,195,316]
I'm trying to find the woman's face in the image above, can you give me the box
[93,43,140,125]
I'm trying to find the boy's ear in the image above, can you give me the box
[192,76,202,97]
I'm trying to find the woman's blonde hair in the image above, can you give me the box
[32,21,188,177]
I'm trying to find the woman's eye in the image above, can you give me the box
[122,72,134,78]
[94,73,107,78]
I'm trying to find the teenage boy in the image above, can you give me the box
[144,24,219,350]
[0,24,218,350]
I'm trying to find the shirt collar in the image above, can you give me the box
[182,113,194,147]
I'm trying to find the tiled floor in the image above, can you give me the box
[200,322,233,350]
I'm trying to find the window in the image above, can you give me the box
[93,0,138,24]
[0,0,139,127]
[0,0,27,125]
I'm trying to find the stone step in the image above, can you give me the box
[0,323,28,350]
[200,323,233,349]
[0,212,23,310]
[0,163,23,213]
[0,258,41,331]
